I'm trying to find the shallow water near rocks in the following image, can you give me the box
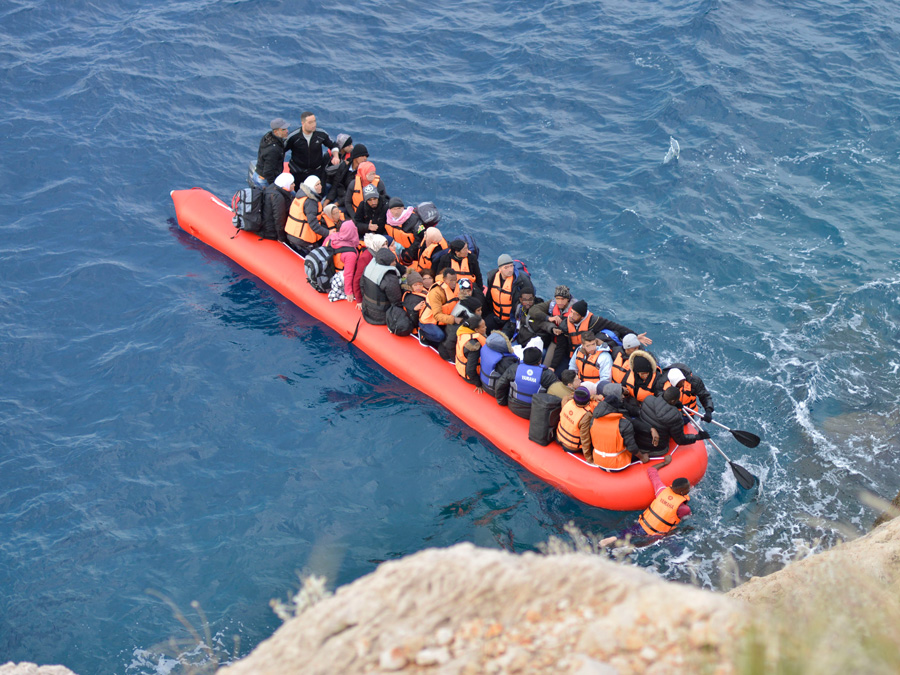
[2,1,900,672]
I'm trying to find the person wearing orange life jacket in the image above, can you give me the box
[638,455,692,536]
[483,253,531,333]
[610,333,643,384]
[527,285,576,370]
[621,350,663,404]
[385,197,425,259]
[557,386,595,456]
[455,315,488,391]
[661,364,715,422]
[416,228,448,274]
[344,159,388,216]
[564,299,652,359]
[589,383,640,470]
[567,331,613,383]
[419,268,461,344]
[434,239,483,293]
[328,143,368,208]
[321,203,348,232]
[285,175,328,255]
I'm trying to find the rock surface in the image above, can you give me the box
[0,665,77,675]
[218,543,743,674]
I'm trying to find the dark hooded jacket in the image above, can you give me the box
[637,394,706,453]
[257,131,286,184]
[259,183,293,241]
[663,362,714,412]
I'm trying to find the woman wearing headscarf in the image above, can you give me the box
[342,160,388,215]
[322,220,360,303]
[416,226,448,273]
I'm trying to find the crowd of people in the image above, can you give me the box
[248,112,718,534]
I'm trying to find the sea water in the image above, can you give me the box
[2,0,899,672]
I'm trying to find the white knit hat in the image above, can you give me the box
[274,173,294,189]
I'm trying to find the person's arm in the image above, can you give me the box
[646,465,666,496]
[596,352,613,383]
[579,412,593,460]
[464,342,482,388]
[353,202,369,235]
[273,194,288,242]
[589,314,635,341]
[384,274,403,306]
[568,348,579,372]
[540,368,558,390]
[306,199,330,237]
[692,374,715,418]
[470,256,484,292]
[495,365,514,406]
[669,415,708,446]
[619,417,639,453]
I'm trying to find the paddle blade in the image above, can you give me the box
[730,462,757,490]
[730,428,761,448]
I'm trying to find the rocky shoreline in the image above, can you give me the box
[8,507,900,675]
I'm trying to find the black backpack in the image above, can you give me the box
[231,187,264,234]
[528,392,563,446]
[304,245,356,293]
[386,304,414,337]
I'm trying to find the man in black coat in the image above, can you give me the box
[255,118,291,186]
[353,184,389,237]
[258,173,294,241]
[285,111,339,186]
[634,388,710,459]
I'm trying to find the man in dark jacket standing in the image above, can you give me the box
[258,173,294,241]
[254,118,291,186]
[285,111,339,186]
[634,388,710,459]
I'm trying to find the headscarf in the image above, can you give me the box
[302,175,321,194]
[357,161,376,186]
[386,206,414,227]
[363,233,387,252]
[326,221,360,250]
[423,227,443,246]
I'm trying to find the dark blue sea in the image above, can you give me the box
[3,0,900,672]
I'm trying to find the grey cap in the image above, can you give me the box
[622,333,641,349]
[270,117,291,130]
[497,253,514,266]
[363,184,379,200]
[602,382,623,399]
[375,248,395,265]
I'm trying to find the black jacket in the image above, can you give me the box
[637,394,705,451]
[285,129,335,179]
[353,196,389,237]
[256,132,286,184]
[495,361,558,419]
[663,363,714,412]
[435,252,484,293]
[259,184,293,241]
[344,179,388,221]
[483,267,532,322]
[324,160,351,203]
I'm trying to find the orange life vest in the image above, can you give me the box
[639,488,689,535]
[549,298,573,319]
[566,311,594,353]
[611,351,630,384]
[662,380,697,410]
[455,330,486,378]
[417,239,448,273]
[349,175,381,211]
[385,217,416,249]
[286,196,323,243]
[557,399,591,452]
[419,282,459,325]
[575,348,605,382]
[448,256,476,286]
[589,413,632,471]
[622,367,658,402]
[489,271,514,321]
[332,243,360,271]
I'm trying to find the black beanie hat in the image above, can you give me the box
[523,347,542,365]
[572,299,588,316]
[632,355,652,373]
[350,143,369,160]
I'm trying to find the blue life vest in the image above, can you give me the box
[480,345,515,393]
[510,363,546,404]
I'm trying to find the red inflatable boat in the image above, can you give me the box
[171,187,708,510]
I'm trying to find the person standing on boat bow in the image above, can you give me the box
[285,111,339,186]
